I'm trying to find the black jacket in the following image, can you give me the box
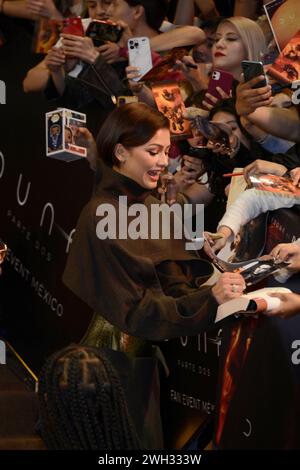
[63,162,219,342]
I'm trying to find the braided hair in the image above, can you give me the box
[38,345,140,450]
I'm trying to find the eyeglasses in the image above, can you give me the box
[0,241,7,263]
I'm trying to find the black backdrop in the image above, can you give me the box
[0,17,94,369]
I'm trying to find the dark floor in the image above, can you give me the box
[0,364,45,450]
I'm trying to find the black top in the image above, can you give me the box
[63,162,219,341]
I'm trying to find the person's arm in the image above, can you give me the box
[235,75,273,116]
[243,159,288,182]
[204,186,297,257]
[270,241,300,272]
[125,65,156,107]
[95,20,134,64]
[233,0,258,19]
[175,56,210,91]
[266,292,300,318]
[174,0,195,26]
[25,0,63,20]
[236,76,300,143]
[23,59,50,93]
[150,26,206,52]
[173,155,204,191]
[246,106,300,143]
[23,47,67,94]
[130,83,156,107]
[218,188,296,238]
[181,180,215,206]
[48,68,66,97]
[0,0,35,19]
[194,0,219,19]
[60,34,100,64]
[76,127,98,171]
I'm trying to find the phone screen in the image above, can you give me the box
[86,20,123,46]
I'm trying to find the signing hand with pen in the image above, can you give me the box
[203,227,232,258]
[26,0,63,19]
[243,159,288,184]
[212,272,246,304]
[175,56,210,91]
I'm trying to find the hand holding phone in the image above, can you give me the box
[127,37,152,81]
[62,17,84,37]
[242,60,268,89]
[206,69,233,105]
[54,17,84,49]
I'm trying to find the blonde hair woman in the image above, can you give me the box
[201,16,267,109]
[223,16,267,63]
[170,16,267,110]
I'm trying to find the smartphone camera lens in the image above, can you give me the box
[134,42,139,48]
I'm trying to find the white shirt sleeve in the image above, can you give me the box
[159,21,176,32]
[218,188,297,236]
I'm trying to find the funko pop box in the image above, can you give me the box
[46,108,87,162]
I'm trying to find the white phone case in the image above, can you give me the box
[127,37,153,81]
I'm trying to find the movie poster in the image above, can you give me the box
[152,82,192,140]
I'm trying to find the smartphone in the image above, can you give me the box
[62,17,84,36]
[206,69,233,104]
[127,37,153,81]
[85,20,123,46]
[242,60,268,88]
